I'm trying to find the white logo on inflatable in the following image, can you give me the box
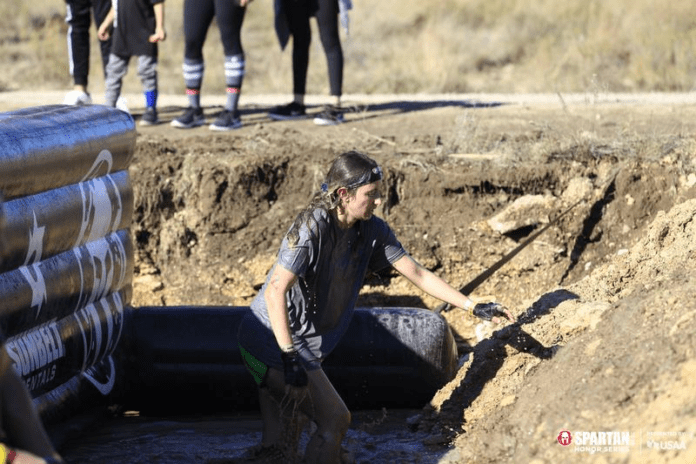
[75,174,124,246]
[19,212,48,317]
[5,321,65,377]
[80,149,114,182]
[19,264,48,318]
[24,211,45,265]
[84,356,117,395]
[74,292,124,372]
[74,233,128,312]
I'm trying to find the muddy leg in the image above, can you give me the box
[264,367,350,464]
[295,370,350,464]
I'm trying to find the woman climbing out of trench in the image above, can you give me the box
[229,151,516,464]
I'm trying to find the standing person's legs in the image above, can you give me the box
[65,0,93,104]
[104,54,130,108]
[315,0,343,102]
[312,0,345,125]
[137,55,160,125]
[267,0,313,120]
[91,0,113,75]
[209,0,246,131]
[172,0,214,128]
[258,386,308,456]
[287,0,313,101]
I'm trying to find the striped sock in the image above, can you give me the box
[186,88,201,109]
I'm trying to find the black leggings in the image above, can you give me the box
[183,0,245,59]
[65,0,112,86]
[284,0,343,97]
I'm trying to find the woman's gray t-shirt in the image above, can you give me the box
[237,208,407,370]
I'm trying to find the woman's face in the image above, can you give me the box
[344,181,382,222]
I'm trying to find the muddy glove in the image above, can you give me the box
[280,350,308,387]
[472,302,509,321]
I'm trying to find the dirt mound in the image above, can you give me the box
[426,199,696,463]
[123,102,696,462]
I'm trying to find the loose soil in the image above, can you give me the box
[42,97,696,462]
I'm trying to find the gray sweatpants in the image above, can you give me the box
[104,53,158,107]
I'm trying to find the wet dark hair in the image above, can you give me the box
[286,151,382,246]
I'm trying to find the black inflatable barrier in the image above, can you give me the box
[4,290,128,396]
[121,305,458,413]
[0,105,67,121]
[0,105,135,200]
[33,355,122,427]
[1,170,133,273]
[324,306,459,409]
[0,104,136,431]
[0,229,133,337]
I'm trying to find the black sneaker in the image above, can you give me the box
[171,106,205,128]
[313,105,345,126]
[139,107,160,126]
[268,102,307,121]
[209,109,242,131]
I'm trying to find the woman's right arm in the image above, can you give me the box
[263,263,298,352]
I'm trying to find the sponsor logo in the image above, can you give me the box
[18,232,129,321]
[19,263,48,317]
[24,211,45,265]
[84,356,117,395]
[6,291,124,393]
[74,234,129,311]
[5,321,65,390]
[73,292,125,371]
[644,431,693,451]
[75,174,124,246]
[646,440,686,450]
[80,149,114,182]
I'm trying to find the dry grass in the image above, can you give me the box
[1,0,696,95]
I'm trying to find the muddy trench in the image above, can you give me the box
[58,106,696,463]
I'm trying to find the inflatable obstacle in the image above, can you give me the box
[0,105,459,432]
[0,105,135,425]
[120,305,458,413]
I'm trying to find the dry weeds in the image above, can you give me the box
[2,0,696,95]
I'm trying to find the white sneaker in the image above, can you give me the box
[115,96,130,114]
[63,90,92,106]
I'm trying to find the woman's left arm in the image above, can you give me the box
[391,254,515,323]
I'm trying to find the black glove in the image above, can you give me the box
[472,302,508,321]
[280,349,308,387]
